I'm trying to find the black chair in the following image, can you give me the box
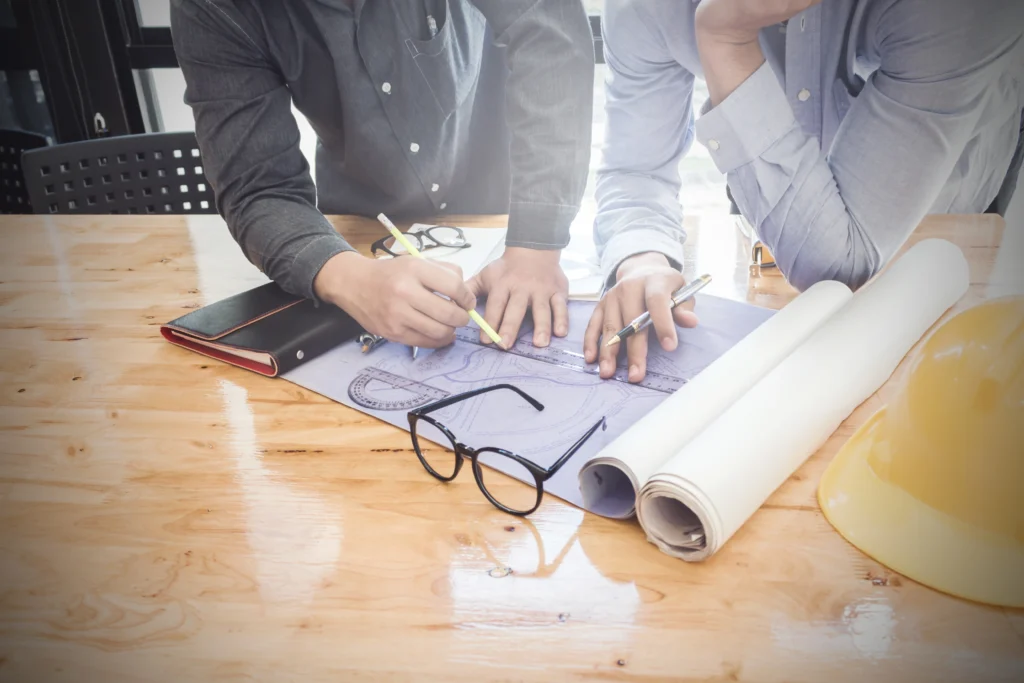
[22,131,217,215]
[0,129,49,214]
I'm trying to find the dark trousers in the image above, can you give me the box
[727,109,1024,218]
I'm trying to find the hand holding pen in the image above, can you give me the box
[605,274,711,348]
[584,252,706,384]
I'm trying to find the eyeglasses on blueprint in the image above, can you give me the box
[407,384,606,516]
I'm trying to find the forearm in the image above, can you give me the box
[206,116,355,300]
[696,33,765,107]
[731,158,884,291]
[594,172,687,286]
[172,0,355,301]
[694,0,821,107]
[696,60,887,291]
[226,194,354,300]
[595,0,700,286]
[483,0,594,249]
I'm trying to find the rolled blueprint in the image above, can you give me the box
[578,280,854,518]
[637,239,970,561]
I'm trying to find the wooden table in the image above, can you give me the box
[0,213,1020,683]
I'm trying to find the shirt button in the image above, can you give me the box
[409,143,420,153]
[431,183,439,192]
[798,89,811,102]
[382,82,392,94]
[708,139,721,151]
[439,202,447,210]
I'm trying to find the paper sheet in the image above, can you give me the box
[384,224,507,279]
[283,297,773,508]
[395,224,605,300]
[636,239,970,561]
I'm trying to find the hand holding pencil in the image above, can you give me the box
[376,214,506,351]
[312,223,480,351]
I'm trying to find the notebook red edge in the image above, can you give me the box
[160,326,279,377]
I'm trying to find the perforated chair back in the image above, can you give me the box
[22,132,217,215]
[1,129,48,214]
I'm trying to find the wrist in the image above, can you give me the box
[503,245,562,263]
[313,250,365,308]
[616,251,672,281]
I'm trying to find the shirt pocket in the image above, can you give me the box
[404,1,485,121]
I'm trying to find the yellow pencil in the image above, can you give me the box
[376,213,506,349]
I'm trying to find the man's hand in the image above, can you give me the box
[467,247,569,348]
[584,253,699,383]
[695,0,820,104]
[314,251,476,348]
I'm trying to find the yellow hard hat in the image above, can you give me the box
[818,296,1024,607]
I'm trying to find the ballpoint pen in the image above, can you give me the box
[605,274,712,348]
[375,213,506,350]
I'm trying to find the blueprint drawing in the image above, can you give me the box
[284,296,774,508]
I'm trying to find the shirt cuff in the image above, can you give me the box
[695,61,796,174]
[600,228,686,289]
[291,232,356,304]
[505,201,577,250]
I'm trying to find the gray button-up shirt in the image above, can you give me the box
[596,0,1023,291]
[170,0,594,299]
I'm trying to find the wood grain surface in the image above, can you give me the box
[0,213,1021,683]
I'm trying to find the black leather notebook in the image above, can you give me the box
[161,282,364,377]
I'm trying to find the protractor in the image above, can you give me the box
[347,367,450,411]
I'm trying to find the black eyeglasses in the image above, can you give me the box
[371,224,469,258]
[407,384,606,516]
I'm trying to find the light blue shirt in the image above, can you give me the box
[595,0,1024,290]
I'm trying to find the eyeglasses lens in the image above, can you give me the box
[412,419,459,480]
[427,226,465,247]
[474,450,540,514]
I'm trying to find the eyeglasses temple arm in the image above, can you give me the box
[540,416,607,479]
[415,383,544,415]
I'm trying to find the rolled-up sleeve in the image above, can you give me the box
[695,0,1024,292]
[694,62,797,174]
[171,0,353,301]
[594,0,697,285]
[471,0,595,250]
